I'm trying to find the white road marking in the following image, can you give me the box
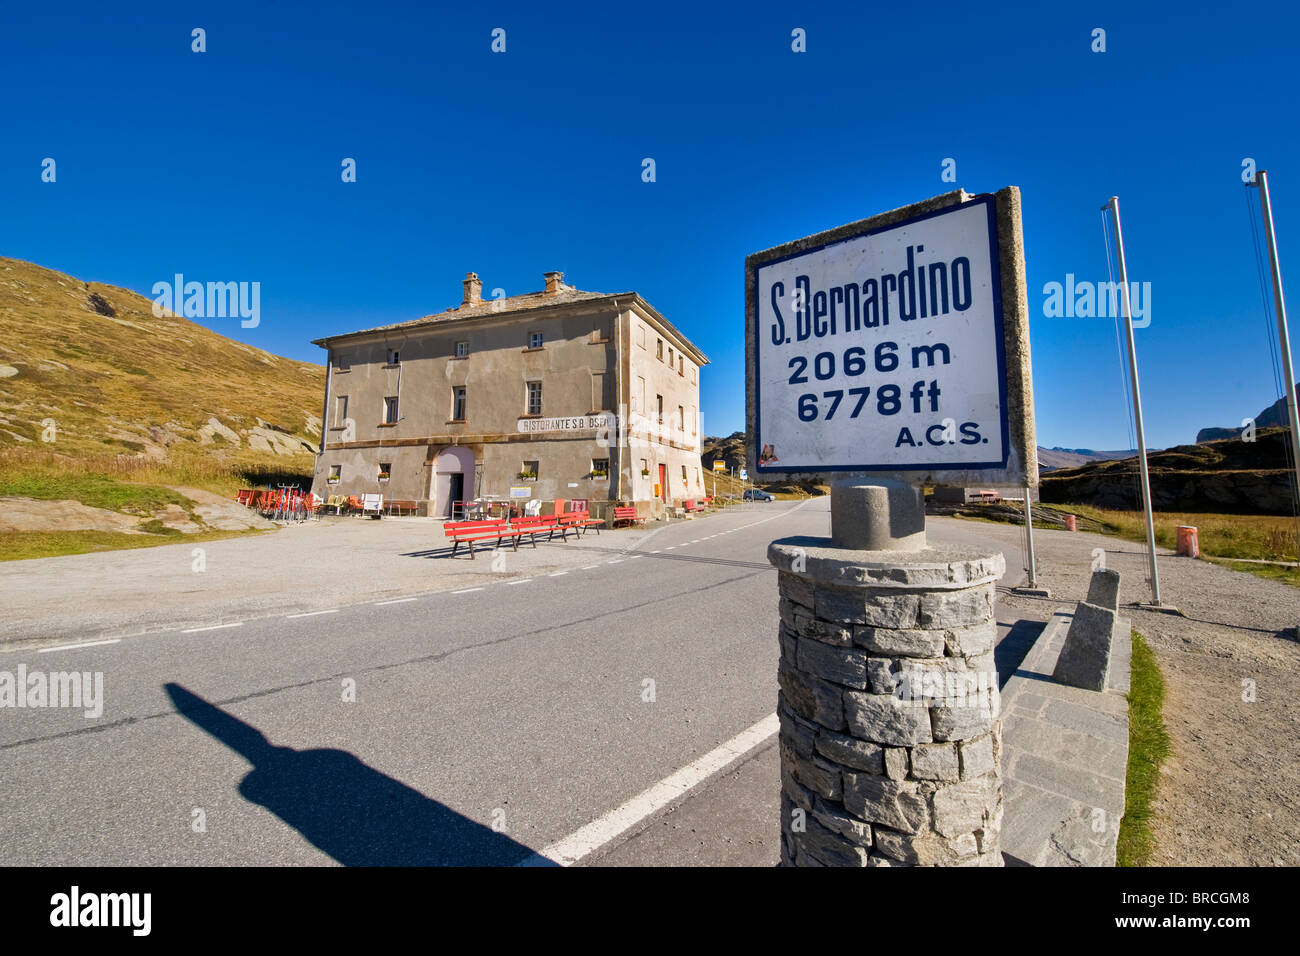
[650,550,661,554]
[507,579,533,586]
[287,609,339,619]
[628,555,643,560]
[549,572,568,577]
[581,565,599,570]
[37,639,121,653]
[664,547,676,551]
[517,712,778,867]
[181,622,243,633]
[453,587,486,594]
[608,560,623,565]
[375,598,417,606]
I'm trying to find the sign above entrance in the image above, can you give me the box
[517,413,616,434]
[745,187,1036,487]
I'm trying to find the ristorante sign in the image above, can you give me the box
[516,413,616,434]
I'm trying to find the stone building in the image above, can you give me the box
[311,271,708,517]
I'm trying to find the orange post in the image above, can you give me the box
[1064,515,1077,532]
[1176,526,1199,558]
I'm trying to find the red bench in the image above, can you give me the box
[683,499,705,513]
[612,506,644,528]
[557,510,603,535]
[444,518,523,558]
[510,514,571,544]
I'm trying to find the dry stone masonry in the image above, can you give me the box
[770,539,1006,866]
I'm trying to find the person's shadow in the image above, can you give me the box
[165,683,549,866]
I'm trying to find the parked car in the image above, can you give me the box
[743,489,774,502]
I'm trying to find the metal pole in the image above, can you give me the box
[1023,486,1037,588]
[1106,197,1161,606]
[1255,170,1300,501]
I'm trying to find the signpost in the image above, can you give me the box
[746,188,1035,489]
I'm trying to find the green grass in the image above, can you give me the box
[1117,631,1172,867]
[0,527,263,562]
[0,472,194,515]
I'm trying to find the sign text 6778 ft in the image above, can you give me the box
[752,197,1010,474]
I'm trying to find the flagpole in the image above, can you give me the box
[1253,170,1300,501]
[1106,197,1162,607]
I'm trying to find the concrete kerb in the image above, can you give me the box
[999,608,1132,866]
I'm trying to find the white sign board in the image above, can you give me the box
[747,190,1033,485]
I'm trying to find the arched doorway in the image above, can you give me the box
[431,446,477,518]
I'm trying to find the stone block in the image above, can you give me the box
[843,690,933,746]
[930,688,1000,741]
[842,773,929,833]
[873,827,980,865]
[778,699,817,758]
[778,622,798,661]
[814,729,885,773]
[779,571,817,609]
[932,777,999,838]
[853,625,946,657]
[911,742,960,781]
[958,733,997,780]
[1085,568,1120,611]
[798,637,869,688]
[796,816,872,866]
[781,738,843,800]
[812,797,873,843]
[778,661,846,730]
[918,584,994,629]
[866,657,900,695]
[818,586,920,627]
[884,747,910,780]
[1052,602,1115,692]
[942,622,998,657]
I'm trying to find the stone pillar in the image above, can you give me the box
[770,488,1006,867]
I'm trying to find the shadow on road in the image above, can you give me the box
[164,682,546,866]
[995,618,1047,688]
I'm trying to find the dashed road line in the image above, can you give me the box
[181,622,243,633]
[374,598,417,606]
[452,587,486,594]
[37,639,121,653]
[507,579,533,586]
[287,609,339,619]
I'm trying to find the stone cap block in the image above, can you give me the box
[769,537,1005,591]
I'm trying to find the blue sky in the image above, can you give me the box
[3,0,1298,450]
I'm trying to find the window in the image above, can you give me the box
[455,341,469,358]
[528,330,544,349]
[635,376,646,414]
[681,465,688,484]
[656,394,664,424]
[591,458,609,478]
[520,459,539,481]
[640,457,649,477]
[334,395,348,427]
[688,404,696,435]
[637,327,646,349]
[333,352,349,372]
[668,346,674,367]
[678,355,684,376]
[378,462,391,481]
[387,349,400,366]
[383,396,399,424]
[526,381,543,416]
[678,405,685,431]
[328,464,341,481]
[591,371,607,411]
[656,339,663,361]
[691,365,697,384]
[452,386,466,421]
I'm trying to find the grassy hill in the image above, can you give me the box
[0,256,325,557]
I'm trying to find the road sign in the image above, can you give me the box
[739,469,748,481]
[713,459,726,472]
[745,188,1035,487]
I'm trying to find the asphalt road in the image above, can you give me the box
[0,499,1044,866]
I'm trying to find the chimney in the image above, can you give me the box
[462,272,482,307]
[543,271,565,295]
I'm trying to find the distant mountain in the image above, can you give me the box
[0,255,324,461]
[1041,430,1295,515]
[1197,389,1295,443]
[1037,446,1138,471]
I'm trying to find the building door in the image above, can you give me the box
[447,473,464,517]
[658,463,667,502]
